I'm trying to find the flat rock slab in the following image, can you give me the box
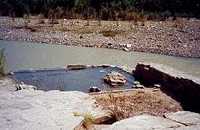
[103,114,183,130]
[163,125,200,130]
[0,89,107,130]
[165,111,200,125]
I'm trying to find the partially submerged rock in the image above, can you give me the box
[134,81,141,85]
[66,64,88,70]
[89,86,101,93]
[132,81,144,88]
[135,84,145,89]
[103,71,126,87]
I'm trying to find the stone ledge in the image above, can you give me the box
[102,111,200,130]
[0,89,109,130]
[134,62,200,112]
[164,111,200,126]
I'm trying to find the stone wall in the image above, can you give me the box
[134,63,200,113]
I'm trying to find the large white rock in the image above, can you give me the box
[165,111,200,125]
[0,89,106,130]
[163,125,200,130]
[103,114,183,130]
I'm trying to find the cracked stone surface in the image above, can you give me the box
[165,111,200,125]
[0,87,107,130]
[103,112,200,130]
[103,114,183,130]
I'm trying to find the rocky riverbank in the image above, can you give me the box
[0,17,200,58]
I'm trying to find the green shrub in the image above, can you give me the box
[0,49,6,76]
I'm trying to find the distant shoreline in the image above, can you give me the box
[0,16,200,58]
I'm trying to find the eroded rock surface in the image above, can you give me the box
[103,111,200,130]
[103,71,126,86]
[134,63,200,112]
[103,114,183,130]
[0,88,107,130]
[165,111,200,125]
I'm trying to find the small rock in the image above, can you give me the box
[123,47,129,52]
[135,84,144,89]
[107,43,112,46]
[8,72,14,75]
[134,81,140,85]
[132,85,136,88]
[16,84,37,90]
[154,84,161,88]
[126,44,132,48]
[89,86,101,93]
[104,71,126,87]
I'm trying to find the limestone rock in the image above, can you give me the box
[163,125,200,130]
[103,114,183,130]
[0,89,107,130]
[134,63,200,112]
[164,111,200,125]
[103,71,126,86]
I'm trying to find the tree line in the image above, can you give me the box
[0,0,199,20]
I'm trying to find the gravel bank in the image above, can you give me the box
[0,17,200,58]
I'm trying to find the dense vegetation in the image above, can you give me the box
[0,0,199,20]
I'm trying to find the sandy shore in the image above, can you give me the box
[0,16,200,58]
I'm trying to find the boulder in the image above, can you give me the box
[0,89,108,130]
[164,111,200,125]
[166,125,200,130]
[103,71,126,87]
[134,63,200,112]
[103,114,183,130]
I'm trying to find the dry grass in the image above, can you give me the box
[73,112,95,129]
[94,89,182,121]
